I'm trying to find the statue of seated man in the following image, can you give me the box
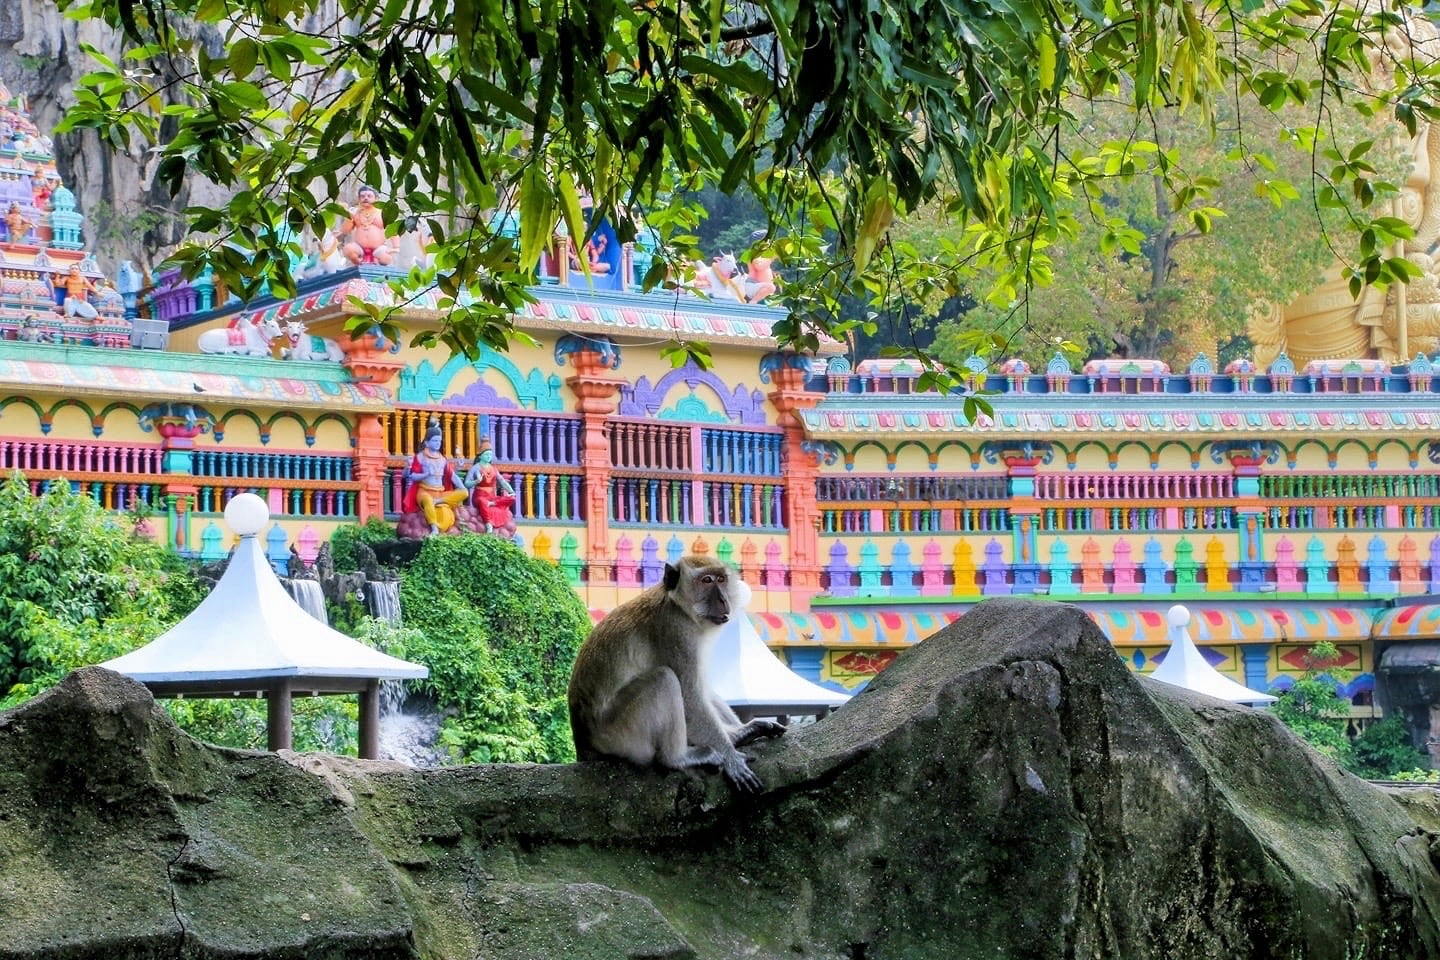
[402,422,468,535]
[337,185,394,266]
[464,442,517,534]
[55,264,99,319]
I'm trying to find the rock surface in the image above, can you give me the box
[1,599,1437,959]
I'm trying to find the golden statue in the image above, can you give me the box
[1250,13,1440,366]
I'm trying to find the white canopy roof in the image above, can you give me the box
[1148,605,1275,706]
[103,496,427,685]
[708,585,850,714]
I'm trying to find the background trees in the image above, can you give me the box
[52,0,1440,381]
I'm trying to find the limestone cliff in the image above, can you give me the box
[1,599,1437,959]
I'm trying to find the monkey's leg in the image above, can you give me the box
[591,668,724,770]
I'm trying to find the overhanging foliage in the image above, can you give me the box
[53,0,1440,377]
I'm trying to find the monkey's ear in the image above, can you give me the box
[663,562,680,591]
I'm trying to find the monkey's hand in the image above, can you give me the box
[732,718,787,748]
[720,751,764,793]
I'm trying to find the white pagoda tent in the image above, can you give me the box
[708,582,850,721]
[103,493,427,758]
[1147,604,1276,706]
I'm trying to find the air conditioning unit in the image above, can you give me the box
[130,318,169,350]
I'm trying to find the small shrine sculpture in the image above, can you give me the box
[0,81,129,346]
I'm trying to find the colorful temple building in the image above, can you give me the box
[3,86,1440,754]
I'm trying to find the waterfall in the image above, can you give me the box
[364,578,444,766]
[366,580,402,624]
[284,578,329,625]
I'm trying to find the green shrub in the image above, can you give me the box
[1348,716,1429,779]
[164,696,358,754]
[394,535,589,763]
[1268,642,1354,766]
[0,476,203,702]
[329,517,398,572]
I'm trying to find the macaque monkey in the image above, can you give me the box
[567,555,786,791]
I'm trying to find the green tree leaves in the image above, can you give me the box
[50,0,1440,383]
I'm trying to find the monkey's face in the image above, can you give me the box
[695,570,731,625]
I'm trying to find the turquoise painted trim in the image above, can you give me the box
[398,348,564,411]
[658,392,727,423]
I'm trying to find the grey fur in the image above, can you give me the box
[567,555,785,792]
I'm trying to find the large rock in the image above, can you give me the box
[1,599,1437,959]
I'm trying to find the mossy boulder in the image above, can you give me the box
[1,600,1437,959]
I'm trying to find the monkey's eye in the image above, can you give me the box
[701,575,715,584]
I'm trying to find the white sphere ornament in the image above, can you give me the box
[1167,604,1191,628]
[224,492,270,537]
[733,576,753,612]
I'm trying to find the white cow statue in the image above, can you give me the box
[282,320,346,362]
[196,316,283,357]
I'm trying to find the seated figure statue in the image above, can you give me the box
[402,421,468,536]
[464,441,517,536]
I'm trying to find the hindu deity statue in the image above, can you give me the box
[336,185,394,266]
[464,442,517,536]
[402,420,468,535]
[1249,11,1440,366]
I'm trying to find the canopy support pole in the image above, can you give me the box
[267,680,293,752]
[359,679,381,760]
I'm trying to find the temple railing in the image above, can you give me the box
[605,419,788,530]
[1259,473,1440,498]
[490,412,581,466]
[817,474,1008,501]
[191,479,361,519]
[0,438,163,476]
[609,419,693,472]
[820,504,1011,534]
[190,449,354,482]
[1034,472,1235,500]
[26,477,164,512]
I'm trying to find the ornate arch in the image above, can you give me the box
[311,412,358,447]
[619,359,766,425]
[399,348,565,411]
[214,409,265,444]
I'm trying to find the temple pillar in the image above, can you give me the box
[767,364,824,611]
[354,413,389,522]
[147,409,211,553]
[1216,440,1276,592]
[337,327,405,385]
[565,349,626,582]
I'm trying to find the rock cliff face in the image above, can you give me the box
[0,4,245,272]
[1,599,1437,960]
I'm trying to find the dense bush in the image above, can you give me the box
[1348,716,1430,780]
[0,476,356,752]
[329,517,398,571]
[395,535,589,763]
[0,476,201,703]
[1269,642,1432,779]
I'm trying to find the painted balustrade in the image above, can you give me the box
[1260,473,1440,498]
[1033,472,1235,501]
[816,474,1008,502]
[0,438,163,475]
[608,419,692,471]
[609,476,691,525]
[386,408,485,463]
[33,478,162,512]
[490,412,581,466]
[699,427,783,476]
[192,482,360,519]
[190,450,354,482]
